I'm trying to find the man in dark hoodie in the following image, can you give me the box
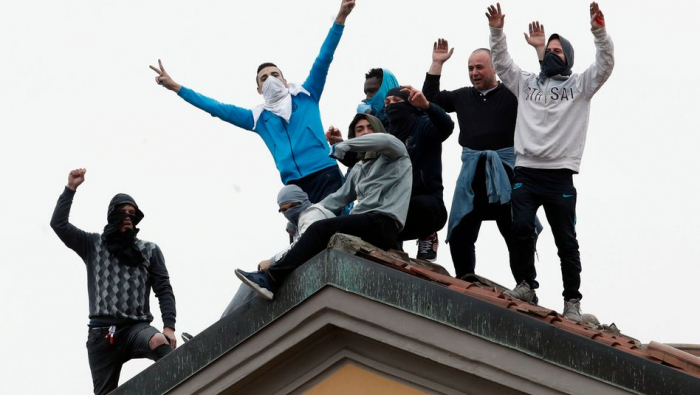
[384,86,454,261]
[487,2,614,321]
[50,168,177,395]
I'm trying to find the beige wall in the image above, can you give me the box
[306,363,427,395]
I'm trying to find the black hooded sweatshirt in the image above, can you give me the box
[385,88,454,200]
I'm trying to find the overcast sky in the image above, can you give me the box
[2,0,699,393]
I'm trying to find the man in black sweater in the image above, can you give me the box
[385,85,454,261]
[422,40,521,282]
[50,168,177,395]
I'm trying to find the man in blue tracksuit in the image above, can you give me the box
[150,0,356,203]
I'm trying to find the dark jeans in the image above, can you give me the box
[289,165,344,204]
[398,195,448,241]
[86,322,172,395]
[267,213,400,282]
[511,167,582,300]
[450,157,515,279]
[450,202,515,279]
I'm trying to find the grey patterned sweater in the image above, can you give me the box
[51,187,176,328]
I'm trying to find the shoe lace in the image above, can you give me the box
[417,238,433,253]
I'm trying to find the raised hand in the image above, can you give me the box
[524,21,546,48]
[336,0,355,25]
[400,85,429,110]
[325,125,344,144]
[432,38,455,64]
[486,3,505,29]
[149,59,181,93]
[524,21,546,60]
[67,168,86,191]
[590,2,605,29]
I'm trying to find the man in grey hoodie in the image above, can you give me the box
[235,114,412,300]
[486,2,614,321]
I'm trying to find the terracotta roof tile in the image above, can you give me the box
[342,243,700,379]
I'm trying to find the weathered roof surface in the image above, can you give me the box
[115,244,700,394]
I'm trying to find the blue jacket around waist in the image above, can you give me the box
[178,23,345,185]
[446,147,515,242]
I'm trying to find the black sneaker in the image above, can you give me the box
[416,232,438,261]
[235,269,277,301]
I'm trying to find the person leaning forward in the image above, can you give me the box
[50,168,177,395]
[150,0,356,204]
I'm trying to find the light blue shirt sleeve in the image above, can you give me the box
[301,23,345,102]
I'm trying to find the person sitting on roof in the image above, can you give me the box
[219,185,335,318]
[235,113,412,300]
[150,0,355,204]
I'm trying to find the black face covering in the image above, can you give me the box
[540,51,570,78]
[385,87,419,142]
[102,194,145,267]
[539,33,574,79]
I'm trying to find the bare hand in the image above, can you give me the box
[325,125,344,144]
[258,259,271,271]
[336,0,355,25]
[163,327,177,348]
[590,2,605,29]
[400,85,429,110]
[149,59,181,92]
[486,3,505,29]
[523,21,545,48]
[67,168,86,191]
[432,38,454,64]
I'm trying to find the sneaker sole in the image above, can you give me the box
[235,270,274,301]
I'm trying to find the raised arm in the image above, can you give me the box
[330,133,407,161]
[50,168,93,260]
[150,59,255,131]
[423,39,458,112]
[302,0,355,100]
[487,3,525,95]
[402,85,454,142]
[524,21,546,61]
[580,2,614,99]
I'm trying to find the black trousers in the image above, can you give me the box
[267,213,399,282]
[289,165,344,204]
[511,167,582,300]
[398,195,447,242]
[86,323,172,395]
[450,158,515,279]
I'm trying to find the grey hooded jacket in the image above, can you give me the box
[323,133,412,228]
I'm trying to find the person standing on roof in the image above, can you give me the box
[422,41,522,282]
[235,113,412,300]
[150,0,356,204]
[50,168,177,395]
[384,86,454,261]
[486,2,614,322]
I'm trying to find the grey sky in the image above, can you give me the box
[1,0,698,393]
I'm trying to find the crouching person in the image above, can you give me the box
[50,168,177,395]
[236,114,412,300]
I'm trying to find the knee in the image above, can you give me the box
[149,333,169,350]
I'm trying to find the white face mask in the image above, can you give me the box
[262,76,289,105]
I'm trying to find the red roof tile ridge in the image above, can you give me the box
[646,341,700,376]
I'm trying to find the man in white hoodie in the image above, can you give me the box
[486,2,614,321]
